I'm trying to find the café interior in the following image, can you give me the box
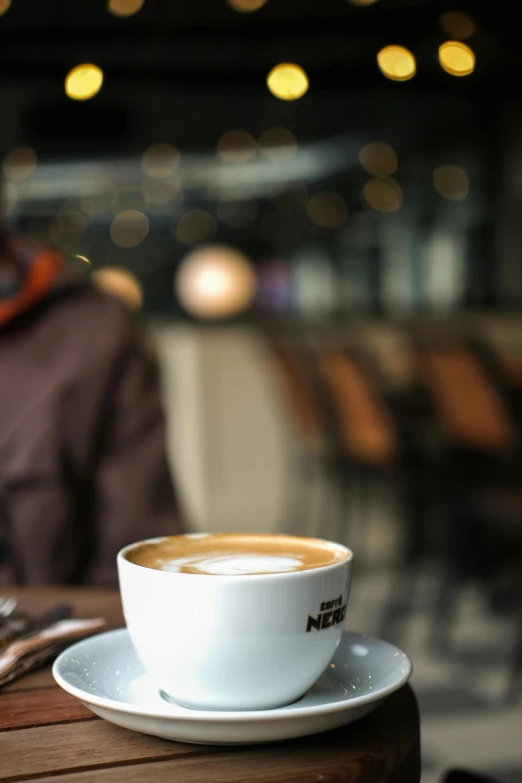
[1,0,522,780]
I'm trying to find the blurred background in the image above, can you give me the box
[2,0,522,780]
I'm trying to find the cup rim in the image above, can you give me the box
[118,532,353,581]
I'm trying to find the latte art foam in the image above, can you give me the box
[126,533,348,576]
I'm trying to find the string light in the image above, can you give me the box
[176,245,256,319]
[65,64,103,101]
[108,0,145,16]
[440,10,477,40]
[3,147,38,182]
[0,0,12,16]
[377,46,416,82]
[439,41,475,77]
[363,178,403,213]
[111,210,149,248]
[359,142,398,177]
[142,143,180,177]
[258,128,297,161]
[267,63,309,101]
[433,165,470,200]
[227,0,266,11]
[217,130,257,164]
[307,193,347,229]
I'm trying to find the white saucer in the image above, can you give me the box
[53,629,412,745]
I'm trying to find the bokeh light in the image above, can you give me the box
[65,64,103,101]
[439,41,475,77]
[348,0,378,5]
[440,10,477,40]
[307,192,347,229]
[359,142,398,177]
[3,147,38,182]
[142,143,180,178]
[80,180,118,216]
[433,165,470,200]
[0,0,11,16]
[111,210,150,248]
[377,46,416,82]
[258,128,297,161]
[142,178,182,208]
[267,63,309,101]
[363,178,403,212]
[49,211,87,248]
[227,0,266,11]
[93,268,143,310]
[176,245,256,319]
[108,0,145,17]
[175,210,218,246]
[217,130,257,164]
[216,200,258,229]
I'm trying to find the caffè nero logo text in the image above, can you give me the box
[306,594,347,632]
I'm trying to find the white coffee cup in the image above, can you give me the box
[118,533,353,711]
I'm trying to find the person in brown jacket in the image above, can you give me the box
[0,226,185,585]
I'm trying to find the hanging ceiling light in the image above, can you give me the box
[377,46,416,82]
[65,64,103,101]
[439,41,475,77]
[267,63,309,101]
[107,0,145,17]
[227,0,266,11]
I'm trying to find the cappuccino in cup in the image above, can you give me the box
[118,533,353,711]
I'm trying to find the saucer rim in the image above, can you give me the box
[52,628,412,723]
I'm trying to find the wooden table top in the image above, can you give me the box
[0,588,421,783]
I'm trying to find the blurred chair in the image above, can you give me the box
[267,340,337,538]
[414,339,522,700]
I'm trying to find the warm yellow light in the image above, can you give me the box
[440,10,477,41]
[363,178,403,213]
[359,142,398,177]
[111,210,149,248]
[217,130,257,164]
[75,255,91,265]
[0,0,12,16]
[216,200,258,229]
[439,41,475,77]
[227,0,266,11]
[108,0,145,16]
[175,210,218,246]
[177,245,256,320]
[93,268,143,310]
[267,63,309,101]
[142,143,180,178]
[258,128,297,161]
[348,0,378,5]
[377,46,416,82]
[65,64,103,101]
[307,192,347,229]
[3,147,38,182]
[49,212,87,247]
[433,165,470,200]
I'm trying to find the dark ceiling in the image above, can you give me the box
[0,0,517,157]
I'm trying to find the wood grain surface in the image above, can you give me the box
[0,588,421,782]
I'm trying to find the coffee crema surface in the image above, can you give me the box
[126,534,348,576]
